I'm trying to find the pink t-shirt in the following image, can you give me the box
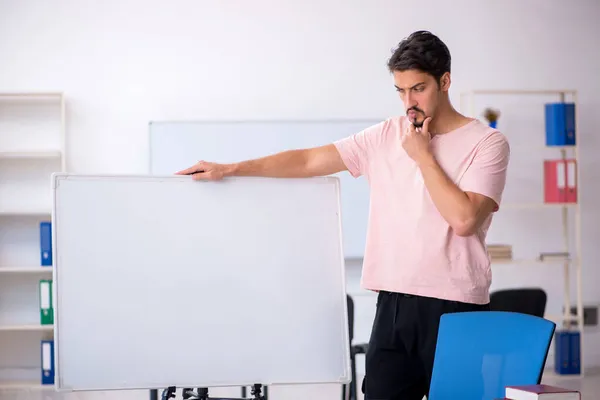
[334,116,510,304]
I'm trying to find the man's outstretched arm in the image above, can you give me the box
[175,144,348,180]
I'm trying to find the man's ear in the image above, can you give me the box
[440,72,451,91]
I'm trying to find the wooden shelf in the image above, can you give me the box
[0,91,64,388]
[0,266,53,274]
[0,92,63,99]
[544,145,577,150]
[0,151,62,160]
[491,258,574,265]
[0,210,51,217]
[0,381,53,390]
[462,88,584,376]
[0,325,53,332]
[546,314,580,323]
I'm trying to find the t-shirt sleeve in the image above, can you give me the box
[333,121,386,178]
[459,131,510,211]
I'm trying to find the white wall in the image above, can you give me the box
[1,0,600,398]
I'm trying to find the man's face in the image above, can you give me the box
[393,69,447,128]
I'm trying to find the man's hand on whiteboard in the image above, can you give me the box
[175,161,230,181]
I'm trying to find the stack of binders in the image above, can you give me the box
[555,329,581,375]
[39,222,55,384]
[39,278,54,384]
[542,103,580,377]
[543,102,577,204]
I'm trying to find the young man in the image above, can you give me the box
[176,30,510,400]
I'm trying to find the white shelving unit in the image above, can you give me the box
[460,89,583,376]
[0,92,65,389]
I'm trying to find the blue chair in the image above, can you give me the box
[428,311,556,400]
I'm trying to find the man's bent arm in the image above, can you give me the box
[417,155,497,236]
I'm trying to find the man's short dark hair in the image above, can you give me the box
[387,30,451,84]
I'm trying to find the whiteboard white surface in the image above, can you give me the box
[148,119,382,259]
[52,173,350,391]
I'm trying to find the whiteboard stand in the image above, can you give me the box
[240,385,268,399]
[153,383,269,400]
[162,384,265,400]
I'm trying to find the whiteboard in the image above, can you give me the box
[148,119,382,259]
[52,173,350,391]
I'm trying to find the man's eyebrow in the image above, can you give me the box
[394,82,426,90]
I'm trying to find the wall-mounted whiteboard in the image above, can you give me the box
[148,119,382,259]
[52,173,350,391]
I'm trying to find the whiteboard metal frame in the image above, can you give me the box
[51,172,351,392]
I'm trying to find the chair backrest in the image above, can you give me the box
[428,311,556,400]
[490,288,547,317]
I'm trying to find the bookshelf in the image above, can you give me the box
[0,92,65,388]
[460,89,583,376]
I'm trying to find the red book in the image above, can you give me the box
[544,160,566,203]
[565,159,577,203]
[505,384,580,399]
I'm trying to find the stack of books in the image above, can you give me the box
[501,384,580,399]
[487,244,513,262]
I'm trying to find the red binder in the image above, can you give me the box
[544,159,577,204]
[544,160,566,203]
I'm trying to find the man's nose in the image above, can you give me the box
[405,93,417,109]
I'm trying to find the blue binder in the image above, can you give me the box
[40,222,52,266]
[545,102,576,146]
[554,330,580,374]
[41,339,54,385]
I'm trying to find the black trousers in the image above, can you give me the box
[363,291,490,400]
